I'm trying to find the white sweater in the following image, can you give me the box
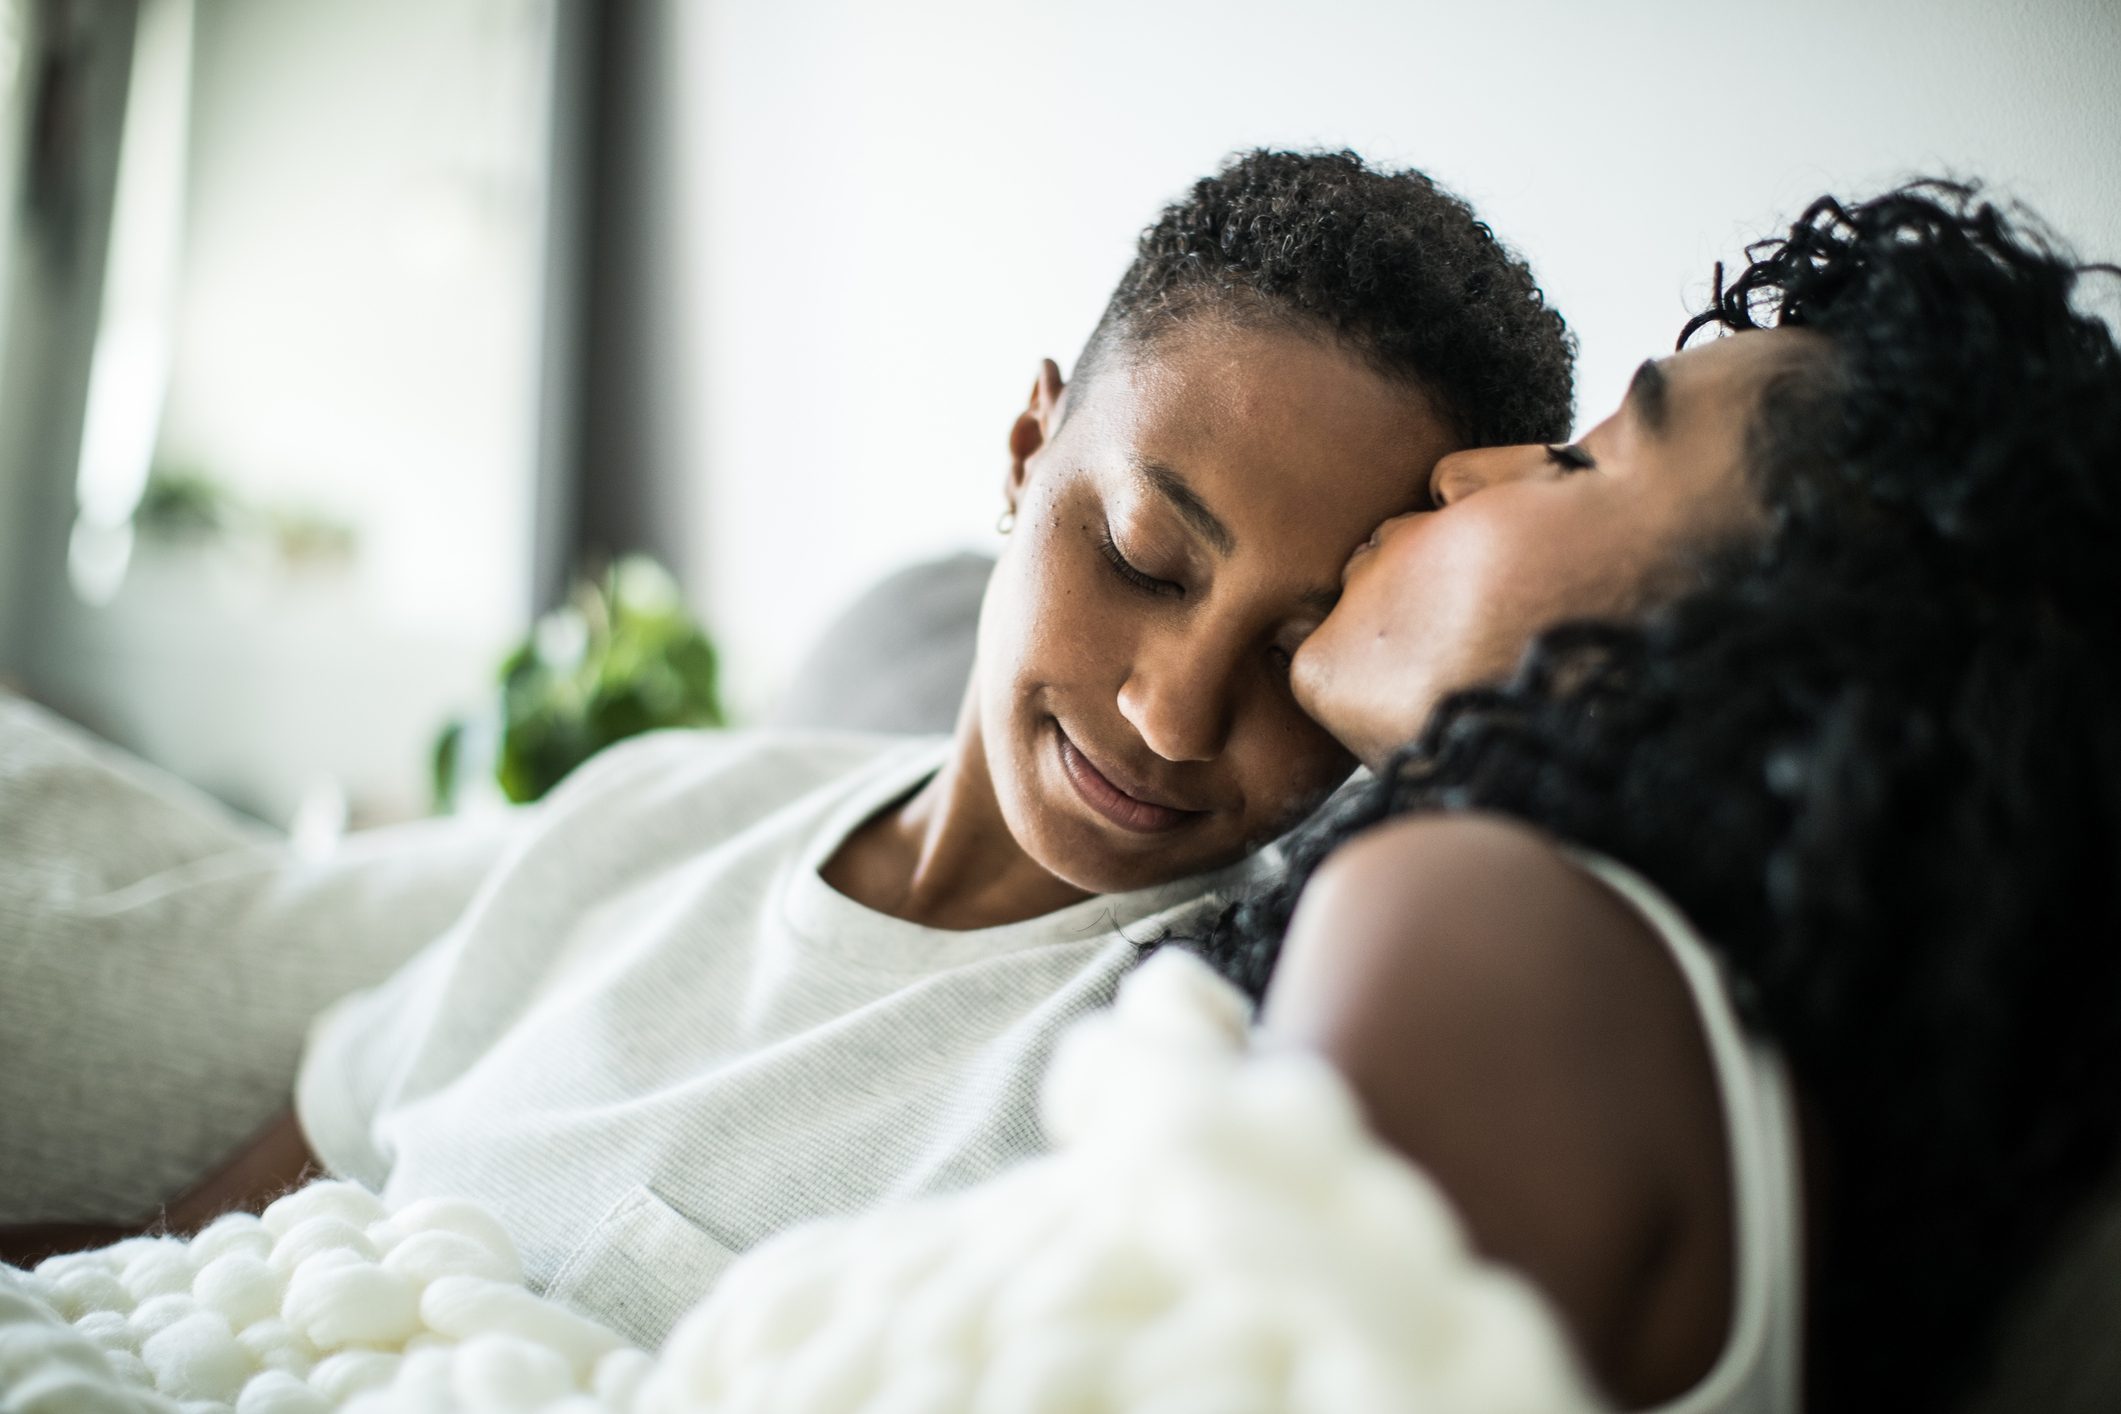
[296,728,1257,1347]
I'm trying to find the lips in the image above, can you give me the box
[1340,535,1378,585]
[1342,513,1413,585]
[1054,724,1202,834]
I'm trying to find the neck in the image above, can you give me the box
[819,693,1092,930]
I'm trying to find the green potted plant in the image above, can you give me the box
[432,556,725,811]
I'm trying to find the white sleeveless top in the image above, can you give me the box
[1567,851,1806,1414]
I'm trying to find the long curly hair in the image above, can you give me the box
[1077,149,1577,448]
[1189,182,2121,1409]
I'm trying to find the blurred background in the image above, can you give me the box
[0,0,2115,830]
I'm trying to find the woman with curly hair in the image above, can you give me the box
[1206,183,2121,1410]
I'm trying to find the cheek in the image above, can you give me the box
[973,540,1031,694]
[1226,693,1357,837]
[979,508,1128,707]
[1298,531,1484,699]
[1293,514,1562,749]
[1393,500,1633,664]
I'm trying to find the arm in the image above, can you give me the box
[1257,814,1733,1407]
[1,1106,320,1267]
[1,692,520,1223]
[156,1105,322,1232]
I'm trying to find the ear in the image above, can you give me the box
[1004,359,1067,510]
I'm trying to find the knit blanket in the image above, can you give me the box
[0,950,1601,1413]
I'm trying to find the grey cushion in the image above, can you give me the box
[771,552,994,737]
[0,690,519,1220]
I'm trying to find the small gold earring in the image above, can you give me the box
[996,508,1017,535]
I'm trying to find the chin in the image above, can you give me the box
[1305,698,1415,775]
[1281,640,1365,741]
[1025,812,1230,895]
[1290,662,1373,767]
[1351,692,1439,771]
[1289,657,1339,731]
[1296,654,1438,773]
[1043,746,1252,895]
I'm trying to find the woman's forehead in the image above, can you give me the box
[1661,328,1822,419]
[1074,325,1448,519]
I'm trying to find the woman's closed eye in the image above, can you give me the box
[1545,442,1596,473]
[1099,529,1183,599]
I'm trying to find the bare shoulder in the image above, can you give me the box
[1264,812,1668,1049]
[1260,812,1732,1403]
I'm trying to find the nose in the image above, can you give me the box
[1430,443,1549,507]
[1116,637,1238,764]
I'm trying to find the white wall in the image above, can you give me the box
[666,0,2121,717]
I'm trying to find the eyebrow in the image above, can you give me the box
[1627,359,1671,435]
[1138,459,1236,556]
[1134,458,1341,614]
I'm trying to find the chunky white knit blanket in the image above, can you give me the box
[0,951,1600,1414]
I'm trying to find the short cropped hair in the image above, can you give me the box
[1076,149,1576,449]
